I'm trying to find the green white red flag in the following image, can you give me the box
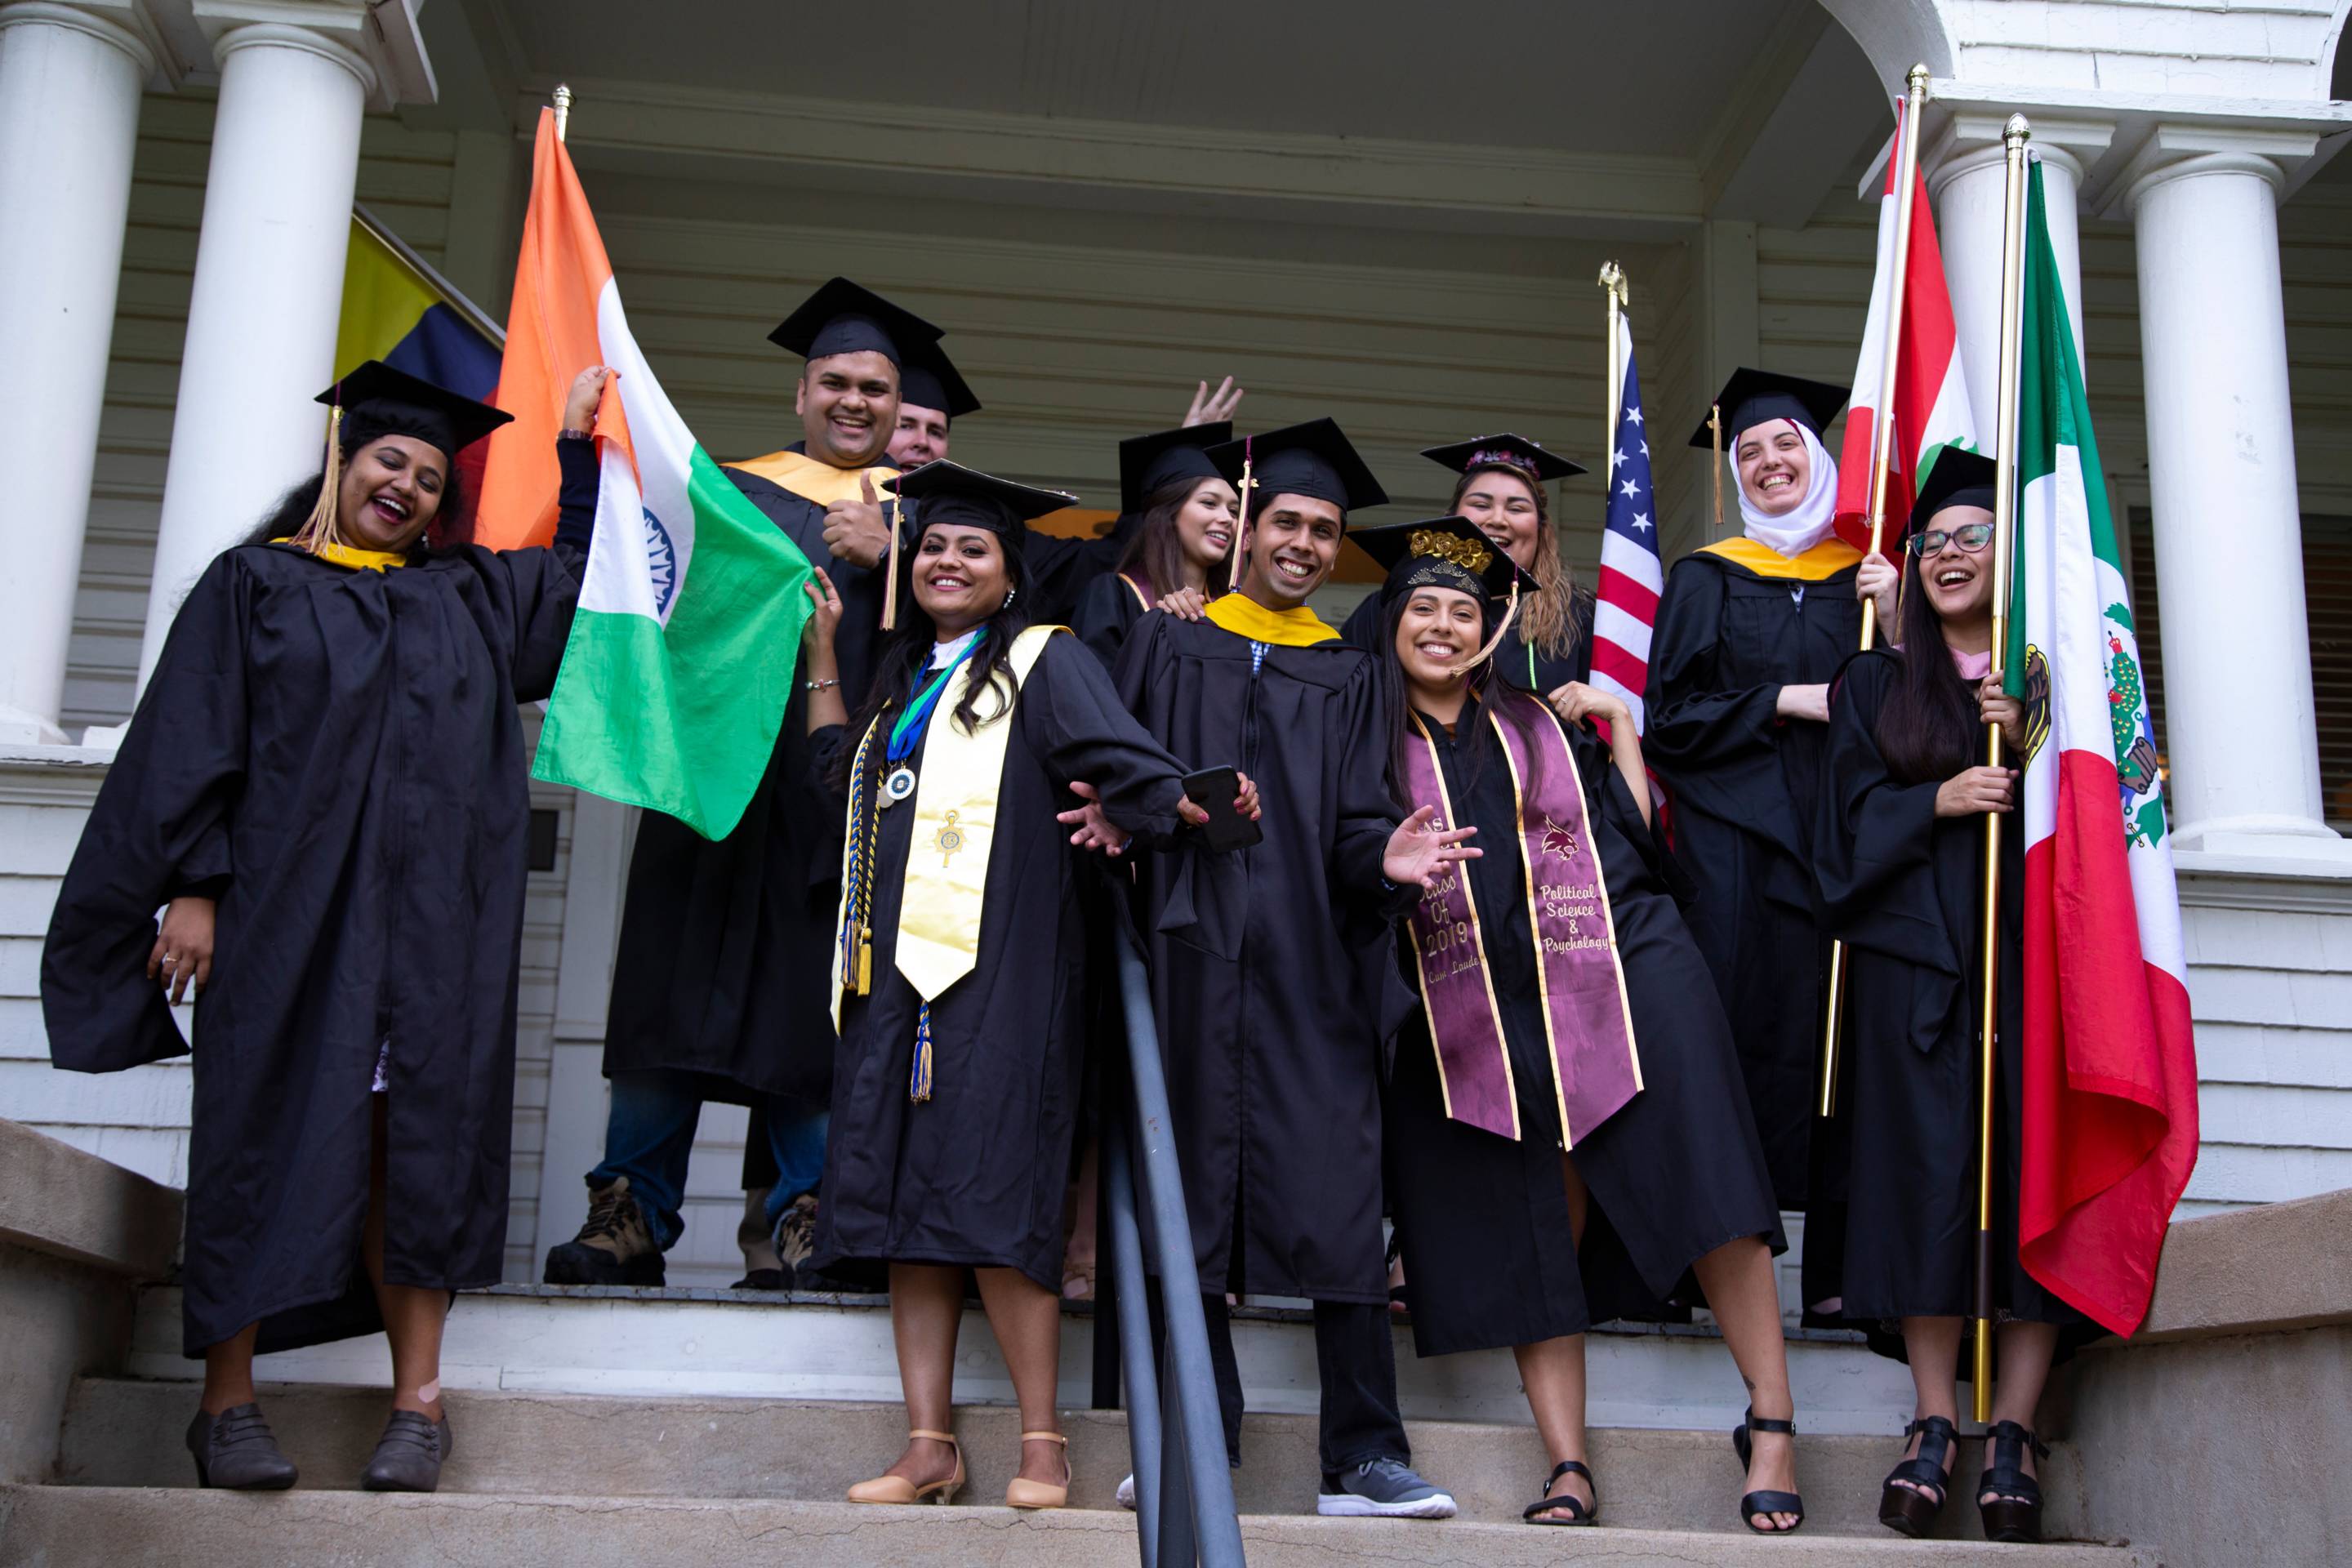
[491,109,813,840]
[2003,158,2198,1337]
[1836,97,1979,550]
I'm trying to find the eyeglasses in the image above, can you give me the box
[1908,523,1996,556]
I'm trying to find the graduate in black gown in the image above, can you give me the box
[1070,422,1232,671]
[1114,418,1474,1520]
[1360,515,1804,1534]
[1644,370,1899,1305]
[798,462,1242,1512]
[1812,453,2091,1545]
[1342,434,1593,693]
[548,278,943,1290]
[43,362,608,1494]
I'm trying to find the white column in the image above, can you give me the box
[1930,135,2091,444]
[133,22,372,690]
[0,3,152,742]
[2128,151,2336,852]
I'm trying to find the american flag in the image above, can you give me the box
[1590,324,1663,733]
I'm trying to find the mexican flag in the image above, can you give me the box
[1836,96,1978,552]
[492,109,813,840]
[2005,158,2198,1338]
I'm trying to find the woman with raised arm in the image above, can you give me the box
[1070,423,1233,670]
[802,461,1250,1512]
[1812,452,2091,1544]
[1357,514,1806,1535]
[42,363,612,1494]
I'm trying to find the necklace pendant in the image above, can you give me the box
[881,766,918,808]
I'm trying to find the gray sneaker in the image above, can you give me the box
[1317,1456,1457,1518]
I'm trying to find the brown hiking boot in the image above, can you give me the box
[543,1176,665,1286]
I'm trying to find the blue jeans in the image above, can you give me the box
[589,1070,829,1251]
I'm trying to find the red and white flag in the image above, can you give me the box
[1835,99,1977,551]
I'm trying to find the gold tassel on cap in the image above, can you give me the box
[1450,581,1522,679]
[288,403,349,557]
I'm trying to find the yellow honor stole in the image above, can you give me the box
[1694,535,1862,582]
[270,537,409,572]
[1204,591,1338,648]
[831,625,1065,1100]
[726,449,898,508]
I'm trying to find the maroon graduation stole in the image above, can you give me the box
[1401,696,1643,1147]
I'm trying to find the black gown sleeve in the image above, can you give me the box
[1071,572,1144,673]
[1023,635,1190,849]
[42,553,254,1072]
[472,435,595,702]
[1645,556,1797,846]
[1024,511,1141,623]
[1813,652,1960,977]
[551,434,599,563]
[1331,652,1411,916]
[1339,590,1384,658]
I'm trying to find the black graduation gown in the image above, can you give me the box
[1341,586,1594,695]
[1384,699,1782,1357]
[1644,546,1860,1209]
[1814,652,2090,1354]
[43,523,583,1356]
[597,448,898,1101]
[1115,611,1410,1304]
[1071,571,1151,672]
[807,632,1191,1290]
[1026,510,1143,626]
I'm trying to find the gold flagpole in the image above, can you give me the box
[1708,403,1724,541]
[1972,112,2033,1425]
[1820,60,1931,1119]
[1600,262,1626,448]
[552,83,572,142]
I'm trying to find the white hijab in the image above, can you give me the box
[1729,418,1841,558]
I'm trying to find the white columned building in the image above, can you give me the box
[132,0,434,694]
[0,2,158,742]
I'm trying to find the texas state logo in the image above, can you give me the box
[642,506,678,617]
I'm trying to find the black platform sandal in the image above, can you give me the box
[1730,1406,1806,1534]
[1878,1414,1958,1537]
[1521,1459,1599,1526]
[1979,1419,2050,1543]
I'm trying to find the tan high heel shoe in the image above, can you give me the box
[847,1428,964,1505]
[1004,1430,1071,1510]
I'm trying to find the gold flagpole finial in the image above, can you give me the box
[552,83,573,142]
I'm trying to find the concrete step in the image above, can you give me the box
[125,1282,1922,1434]
[0,1485,2154,1568]
[60,1379,2095,1544]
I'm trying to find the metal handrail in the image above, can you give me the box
[1102,913,1247,1567]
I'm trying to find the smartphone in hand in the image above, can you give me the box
[1180,764,1262,853]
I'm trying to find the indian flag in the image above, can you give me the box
[489,109,812,840]
[1835,96,1978,550]
[2004,158,2198,1338]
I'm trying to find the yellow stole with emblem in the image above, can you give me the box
[831,625,1064,1098]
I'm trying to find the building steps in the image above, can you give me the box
[0,1485,2154,1568]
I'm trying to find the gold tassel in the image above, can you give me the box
[288,405,347,557]
[1450,581,1522,679]
[856,928,872,996]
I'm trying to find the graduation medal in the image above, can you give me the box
[881,766,917,807]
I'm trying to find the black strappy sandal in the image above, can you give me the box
[1979,1419,2051,1543]
[1878,1414,1958,1537]
[1521,1459,1599,1526]
[1730,1406,1806,1534]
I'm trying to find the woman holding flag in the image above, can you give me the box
[1359,516,1803,1534]
[42,362,611,1494]
[799,461,1254,1512]
[1813,452,2090,1544]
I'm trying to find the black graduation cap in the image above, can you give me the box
[1910,448,2000,524]
[884,460,1076,548]
[1351,514,1541,606]
[320,359,513,458]
[1205,417,1388,514]
[768,277,942,368]
[1687,368,1851,449]
[1119,423,1231,515]
[1421,433,1587,484]
[897,338,982,419]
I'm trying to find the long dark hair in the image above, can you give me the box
[1874,546,1980,784]
[1116,476,1221,602]
[831,531,1036,792]
[1374,589,1552,809]
[236,438,475,555]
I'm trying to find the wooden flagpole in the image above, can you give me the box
[1820,61,1931,1120]
[1708,403,1724,540]
[1971,113,2033,1424]
[1600,262,1627,448]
